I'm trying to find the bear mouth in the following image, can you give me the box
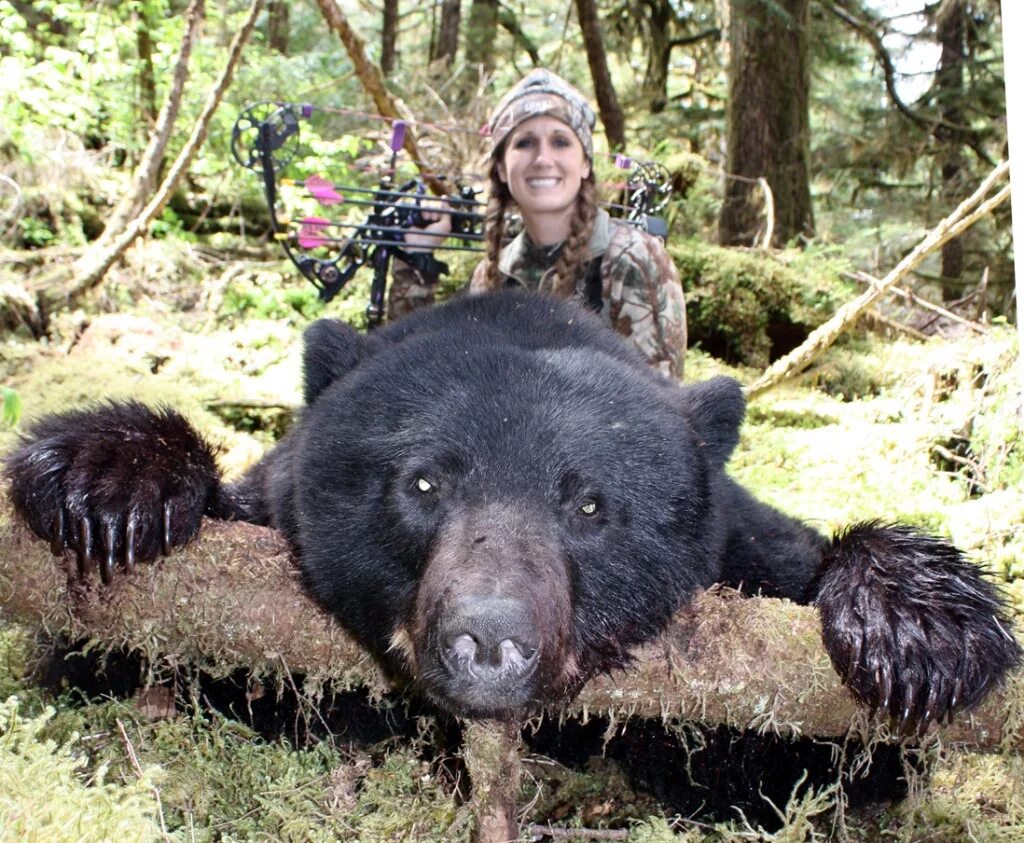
[422,645,544,717]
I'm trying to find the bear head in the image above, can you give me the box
[285,293,745,717]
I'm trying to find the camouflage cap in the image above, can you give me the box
[487,69,596,161]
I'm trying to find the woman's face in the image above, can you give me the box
[497,115,591,227]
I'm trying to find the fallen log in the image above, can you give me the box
[2,500,1020,750]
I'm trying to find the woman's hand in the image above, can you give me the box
[402,199,453,252]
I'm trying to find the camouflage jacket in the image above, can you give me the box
[390,210,687,379]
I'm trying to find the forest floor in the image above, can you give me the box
[1,239,1022,841]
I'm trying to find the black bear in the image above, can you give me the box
[4,291,1020,723]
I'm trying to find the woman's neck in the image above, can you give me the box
[521,208,574,246]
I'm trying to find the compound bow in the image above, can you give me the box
[232,102,672,327]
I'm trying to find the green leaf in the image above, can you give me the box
[1,386,21,427]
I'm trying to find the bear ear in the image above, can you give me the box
[302,319,368,404]
[677,376,746,469]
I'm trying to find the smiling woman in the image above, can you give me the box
[391,69,688,380]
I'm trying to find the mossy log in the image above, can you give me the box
[1,503,1021,749]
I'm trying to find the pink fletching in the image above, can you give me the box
[306,175,343,206]
[298,217,331,249]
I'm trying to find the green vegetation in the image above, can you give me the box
[1,239,1021,838]
[0,0,1019,838]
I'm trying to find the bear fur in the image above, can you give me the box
[4,290,1020,722]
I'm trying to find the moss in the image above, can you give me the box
[0,697,163,842]
[670,239,853,367]
[881,749,1024,842]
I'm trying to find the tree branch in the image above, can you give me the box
[820,0,995,165]
[31,0,265,311]
[669,27,721,49]
[97,0,206,247]
[1,502,1020,749]
[312,0,448,195]
[745,160,1010,397]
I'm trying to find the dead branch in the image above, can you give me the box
[97,0,206,247]
[846,270,989,334]
[1,502,1020,750]
[746,161,1010,399]
[31,0,264,312]
[312,0,447,195]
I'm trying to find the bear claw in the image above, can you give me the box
[101,524,115,585]
[50,509,65,557]
[3,400,221,586]
[77,518,93,576]
[814,522,1021,731]
[124,518,138,575]
[162,502,173,557]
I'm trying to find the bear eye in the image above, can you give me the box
[415,477,435,494]
[579,499,598,516]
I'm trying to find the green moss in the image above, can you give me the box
[671,239,853,367]
[0,697,162,842]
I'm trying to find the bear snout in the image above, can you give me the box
[441,595,540,676]
[426,593,547,715]
[412,503,575,715]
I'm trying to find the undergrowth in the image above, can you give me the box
[0,243,1022,840]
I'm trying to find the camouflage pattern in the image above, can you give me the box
[468,210,687,380]
[388,261,437,320]
[486,69,596,161]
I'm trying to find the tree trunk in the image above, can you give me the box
[643,0,672,113]
[1,505,1019,750]
[381,0,399,76]
[267,0,290,55]
[136,11,158,131]
[96,0,205,248]
[63,0,263,302]
[935,0,967,301]
[574,0,627,151]
[718,0,813,247]
[465,0,498,74]
[433,0,461,66]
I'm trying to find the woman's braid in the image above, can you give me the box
[550,176,598,298]
[482,169,510,291]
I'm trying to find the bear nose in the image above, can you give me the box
[442,596,539,675]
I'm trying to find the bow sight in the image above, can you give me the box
[232,101,672,328]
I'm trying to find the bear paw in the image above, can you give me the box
[812,522,1021,733]
[4,400,220,584]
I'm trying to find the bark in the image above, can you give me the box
[56,0,263,305]
[718,0,813,247]
[574,0,627,151]
[935,0,967,301]
[1,503,1020,750]
[642,0,672,112]
[267,0,290,55]
[462,721,522,843]
[433,0,461,66]
[97,0,205,248]
[381,0,399,76]
[465,0,498,73]
[312,0,447,195]
[136,12,158,130]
